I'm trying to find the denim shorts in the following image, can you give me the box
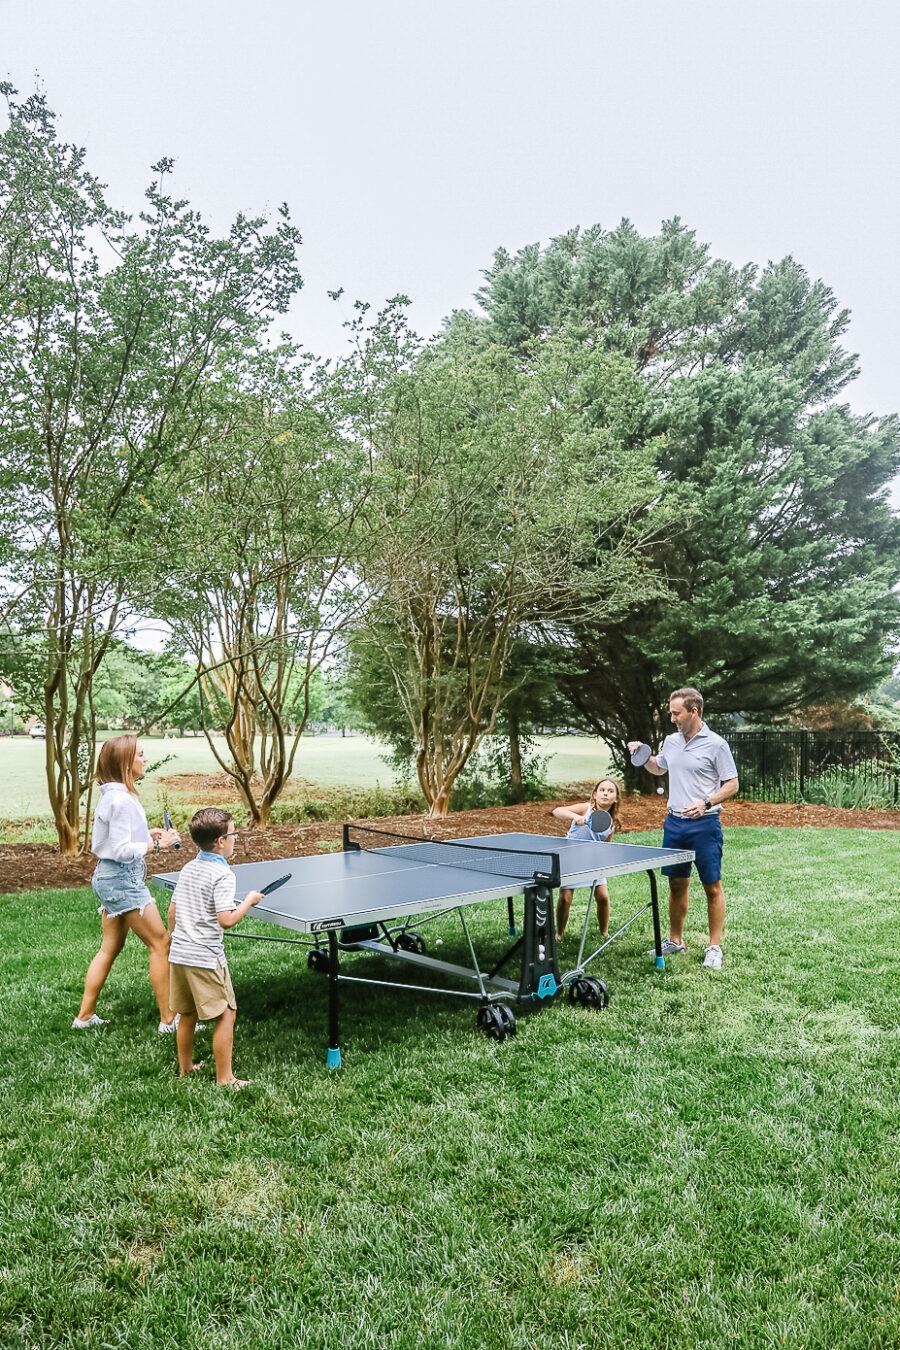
[92,857,154,917]
[661,812,724,885]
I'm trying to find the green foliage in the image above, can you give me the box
[799,767,898,810]
[460,219,900,761]
[266,781,426,824]
[153,350,373,825]
[90,641,203,732]
[450,734,552,810]
[0,86,303,850]
[346,303,664,813]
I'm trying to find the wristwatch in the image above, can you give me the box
[703,796,712,811]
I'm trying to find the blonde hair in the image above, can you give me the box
[95,735,140,794]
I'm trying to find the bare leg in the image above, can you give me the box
[556,888,573,937]
[668,877,691,946]
[175,1013,202,1075]
[594,885,610,937]
[76,912,128,1020]
[125,903,175,1023]
[213,1006,238,1084]
[703,880,726,948]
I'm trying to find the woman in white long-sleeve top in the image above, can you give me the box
[73,735,182,1033]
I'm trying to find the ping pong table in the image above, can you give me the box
[151,824,694,1066]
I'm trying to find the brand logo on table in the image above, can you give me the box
[311,917,345,932]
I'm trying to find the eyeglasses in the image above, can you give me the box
[224,830,239,839]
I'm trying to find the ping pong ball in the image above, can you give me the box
[657,787,664,795]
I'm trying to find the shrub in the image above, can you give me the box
[450,735,552,811]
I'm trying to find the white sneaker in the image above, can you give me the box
[702,945,723,970]
[72,1014,108,1029]
[158,1013,181,1035]
[648,937,687,956]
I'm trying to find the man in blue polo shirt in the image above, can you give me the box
[628,687,739,969]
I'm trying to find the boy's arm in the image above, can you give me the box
[167,899,175,933]
[218,890,264,929]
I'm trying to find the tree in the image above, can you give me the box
[89,641,203,733]
[153,354,372,826]
[0,87,303,851]
[457,221,900,780]
[346,307,665,815]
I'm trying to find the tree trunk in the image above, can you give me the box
[509,713,523,790]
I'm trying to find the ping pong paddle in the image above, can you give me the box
[163,807,180,848]
[630,743,652,767]
[260,873,292,896]
[588,809,612,835]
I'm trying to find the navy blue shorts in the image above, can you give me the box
[662,813,724,885]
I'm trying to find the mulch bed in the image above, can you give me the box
[0,794,897,894]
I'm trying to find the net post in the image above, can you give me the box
[342,823,358,852]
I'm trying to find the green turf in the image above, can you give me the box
[1,827,898,1347]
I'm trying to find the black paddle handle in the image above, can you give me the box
[163,808,181,849]
[260,873,292,896]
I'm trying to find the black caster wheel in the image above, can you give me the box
[476,1005,507,1041]
[568,977,610,1009]
[307,949,330,973]
[396,932,427,954]
[496,1003,517,1037]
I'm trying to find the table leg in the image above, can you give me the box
[326,930,341,1067]
[647,869,665,969]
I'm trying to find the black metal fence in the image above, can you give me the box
[722,730,900,807]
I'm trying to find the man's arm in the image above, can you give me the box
[626,741,667,777]
[711,776,739,806]
[683,776,740,819]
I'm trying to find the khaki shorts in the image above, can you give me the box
[169,961,236,1021]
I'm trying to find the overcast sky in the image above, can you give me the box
[2,0,898,497]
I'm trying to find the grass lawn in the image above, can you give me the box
[0,734,610,825]
[1,827,898,1347]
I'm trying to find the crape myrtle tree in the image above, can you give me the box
[456,220,900,782]
[153,352,373,827]
[345,303,666,816]
[0,87,302,852]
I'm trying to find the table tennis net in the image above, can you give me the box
[343,824,561,888]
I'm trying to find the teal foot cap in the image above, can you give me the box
[326,1046,342,1069]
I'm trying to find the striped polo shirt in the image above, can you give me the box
[168,853,237,970]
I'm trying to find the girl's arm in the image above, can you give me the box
[551,801,589,823]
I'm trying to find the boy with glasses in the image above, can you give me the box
[167,808,263,1087]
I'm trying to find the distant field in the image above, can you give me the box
[0,734,611,821]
